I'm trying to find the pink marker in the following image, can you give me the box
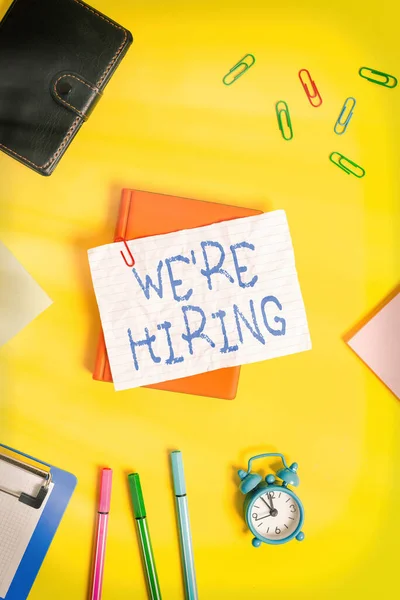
[90,468,112,600]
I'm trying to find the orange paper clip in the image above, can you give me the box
[298,69,322,107]
[115,237,135,267]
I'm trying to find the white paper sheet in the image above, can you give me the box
[88,211,311,391]
[0,242,52,347]
[347,291,400,398]
[0,460,53,598]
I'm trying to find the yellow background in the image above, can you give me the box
[0,0,399,598]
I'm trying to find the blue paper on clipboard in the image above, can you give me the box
[0,445,77,600]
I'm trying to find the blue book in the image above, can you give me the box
[0,444,77,600]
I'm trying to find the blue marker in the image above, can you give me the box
[170,451,198,600]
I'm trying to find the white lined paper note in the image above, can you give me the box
[88,211,311,391]
[0,461,53,598]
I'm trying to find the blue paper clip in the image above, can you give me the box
[329,152,365,178]
[222,54,255,85]
[334,97,356,135]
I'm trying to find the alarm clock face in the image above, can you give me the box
[249,488,302,542]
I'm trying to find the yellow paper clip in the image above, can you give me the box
[222,54,256,86]
[359,67,397,89]
[334,97,356,135]
[329,152,365,178]
[275,101,293,140]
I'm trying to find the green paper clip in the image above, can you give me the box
[329,152,365,178]
[222,54,255,85]
[359,67,398,89]
[334,97,356,135]
[275,101,293,140]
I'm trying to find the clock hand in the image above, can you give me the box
[267,493,278,517]
[267,492,275,510]
[261,496,272,511]
[255,514,271,521]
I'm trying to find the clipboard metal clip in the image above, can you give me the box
[0,451,52,509]
[298,68,323,107]
[115,237,135,267]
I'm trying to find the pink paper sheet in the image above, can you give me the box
[347,291,400,399]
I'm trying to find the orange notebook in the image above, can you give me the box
[93,189,262,399]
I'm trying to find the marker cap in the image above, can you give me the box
[99,468,113,513]
[128,473,146,518]
[171,450,186,496]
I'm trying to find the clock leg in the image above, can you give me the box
[252,537,262,548]
[296,532,305,541]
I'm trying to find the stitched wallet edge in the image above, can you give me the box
[0,0,133,176]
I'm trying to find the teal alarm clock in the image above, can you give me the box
[238,452,305,547]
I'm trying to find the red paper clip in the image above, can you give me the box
[115,237,135,267]
[298,69,322,107]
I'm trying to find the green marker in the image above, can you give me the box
[128,473,162,600]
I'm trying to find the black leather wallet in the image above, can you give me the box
[0,0,132,175]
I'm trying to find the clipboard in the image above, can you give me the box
[0,444,77,600]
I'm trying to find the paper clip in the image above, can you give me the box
[115,237,135,267]
[329,152,365,178]
[334,97,356,135]
[222,54,256,86]
[298,69,322,107]
[275,101,293,140]
[359,67,398,89]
